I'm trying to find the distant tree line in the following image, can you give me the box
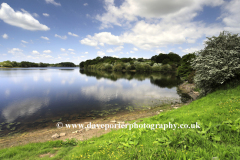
[79,52,183,73]
[0,61,76,67]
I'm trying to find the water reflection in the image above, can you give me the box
[0,68,184,136]
[2,97,50,123]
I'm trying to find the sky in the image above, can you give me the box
[0,0,240,65]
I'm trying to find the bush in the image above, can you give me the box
[135,63,144,71]
[161,64,172,73]
[105,64,112,70]
[113,64,123,71]
[3,63,13,67]
[191,31,240,95]
[142,64,152,72]
[126,64,135,71]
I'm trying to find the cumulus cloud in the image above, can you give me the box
[68,48,74,51]
[55,34,67,40]
[45,0,61,6]
[32,50,39,55]
[83,3,88,6]
[221,0,240,33]
[80,32,123,46]
[41,36,49,40]
[0,3,50,31]
[96,0,224,29]
[21,40,28,43]
[97,51,105,56]
[2,33,8,39]
[81,0,238,50]
[43,50,51,53]
[43,13,49,17]
[32,13,39,17]
[182,47,201,53]
[84,52,89,54]
[68,32,79,37]
[133,47,138,51]
[106,46,124,52]
[8,48,25,56]
[70,52,76,54]
[61,48,66,52]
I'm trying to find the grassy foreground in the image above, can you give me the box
[1,85,240,159]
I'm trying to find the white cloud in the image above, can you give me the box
[97,51,105,56]
[43,50,51,53]
[60,53,68,56]
[182,47,201,53]
[85,0,237,50]
[70,52,76,54]
[68,32,79,37]
[32,13,39,17]
[84,52,89,54]
[8,48,25,56]
[44,54,53,58]
[68,48,74,51]
[32,50,39,55]
[0,3,50,31]
[80,32,123,46]
[106,46,124,52]
[133,47,138,51]
[61,48,66,52]
[221,0,240,33]
[106,49,114,53]
[81,56,85,57]
[113,55,118,58]
[43,13,49,17]
[80,38,98,47]
[96,0,224,29]
[2,33,8,39]
[130,51,134,53]
[45,0,61,6]
[21,40,28,43]
[83,3,88,6]
[41,36,49,40]
[55,34,67,40]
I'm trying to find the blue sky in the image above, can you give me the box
[0,0,240,65]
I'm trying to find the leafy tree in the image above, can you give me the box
[191,31,240,95]
[156,53,169,63]
[177,53,196,80]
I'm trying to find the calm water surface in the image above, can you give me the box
[0,67,183,136]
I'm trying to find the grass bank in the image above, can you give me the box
[1,84,240,159]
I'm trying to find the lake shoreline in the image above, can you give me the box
[0,103,188,149]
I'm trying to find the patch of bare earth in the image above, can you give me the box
[39,152,56,158]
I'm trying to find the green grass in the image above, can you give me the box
[1,84,240,159]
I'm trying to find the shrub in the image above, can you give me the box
[113,64,123,71]
[142,64,152,72]
[105,64,112,70]
[126,64,135,71]
[135,63,144,71]
[191,31,240,95]
[3,63,13,67]
[161,64,172,73]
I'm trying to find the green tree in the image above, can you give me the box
[191,31,240,95]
